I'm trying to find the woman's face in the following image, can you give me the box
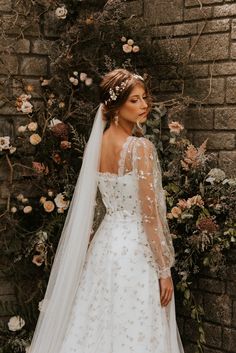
[118,83,149,124]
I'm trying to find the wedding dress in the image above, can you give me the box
[58,135,184,353]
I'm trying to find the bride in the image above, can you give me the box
[28,69,184,353]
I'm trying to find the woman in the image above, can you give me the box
[29,69,184,353]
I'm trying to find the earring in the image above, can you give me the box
[114,115,119,127]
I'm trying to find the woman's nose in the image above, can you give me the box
[141,98,148,109]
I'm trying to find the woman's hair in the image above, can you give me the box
[99,68,152,124]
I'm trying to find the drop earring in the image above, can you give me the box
[114,115,119,127]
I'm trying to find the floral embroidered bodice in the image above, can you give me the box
[97,135,175,279]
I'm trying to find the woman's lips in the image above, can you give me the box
[139,111,147,116]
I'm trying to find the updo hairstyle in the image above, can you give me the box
[99,68,151,125]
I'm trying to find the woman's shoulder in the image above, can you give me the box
[131,135,155,152]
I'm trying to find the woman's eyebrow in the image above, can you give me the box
[129,94,146,98]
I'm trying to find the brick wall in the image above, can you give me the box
[0,0,59,324]
[0,0,236,351]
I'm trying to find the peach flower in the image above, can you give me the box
[171,206,182,218]
[43,200,55,213]
[168,121,184,135]
[29,133,42,145]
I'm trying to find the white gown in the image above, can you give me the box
[59,135,184,353]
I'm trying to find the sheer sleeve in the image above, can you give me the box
[132,137,175,279]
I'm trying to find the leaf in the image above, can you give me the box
[184,289,190,300]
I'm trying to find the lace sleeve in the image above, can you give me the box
[132,137,175,279]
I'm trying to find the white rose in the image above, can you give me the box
[29,133,42,145]
[0,136,10,150]
[23,205,32,214]
[85,77,93,86]
[18,125,27,133]
[132,45,140,53]
[127,39,134,46]
[69,77,75,83]
[80,72,87,81]
[9,146,16,154]
[28,122,38,131]
[48,190,53,197]
[73,71,78,76]
[21,101,33,114]
[55,5,68,19]
[8,315,25,331]
[11,206,17,213]
[122,44,132,53]
[72,78,79,86]
[121,36,127,42]
[48,118,62,128]
[21,197,29,204]
[54,193,70,211]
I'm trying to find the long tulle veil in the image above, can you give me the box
[29,104,106,353]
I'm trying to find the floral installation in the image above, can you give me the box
[121,36,140,53]
[0,1,235,353]
[16,94,33,114]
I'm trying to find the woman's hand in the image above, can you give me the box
[159,276,173,307]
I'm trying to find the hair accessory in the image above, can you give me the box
[105,80,128,106]
[104,73,144,106]
[133,74,144,81]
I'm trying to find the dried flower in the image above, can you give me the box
[43,200,55,213]
[51,122,69,140]
[132,45,140,53]
[16,193,24,201]
[127,39,134,46]
[8,316,25,331]
[9,146,16,154]
[0,136,10,151]
[171,206,182,218]
[39,196,47,204]
[80,72,87,81]
[122,43,133,53]
[48,190,53,197]
[52,153,62,164]
[181,140,208,171]
[33,162,49,175]
[32,254,44,266]
[168,121,184,135]
[28,122,38,131]
[85,77,93,86]
[22,197,29,204]
[18,125,27,133]
[55,5,68,19]
[187,195,204,208]
[29,133,42,145]
[21,101,33,114]
[48,118,63,128]
[54,193,70,212]
[60,140,71,149]
[206,168,226,184]
[177,199,188,209]
[121,36,127,42]
[11,206,17,213]
[23,205,32,214]
[197,217,219,234]
[59,101,65,109]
